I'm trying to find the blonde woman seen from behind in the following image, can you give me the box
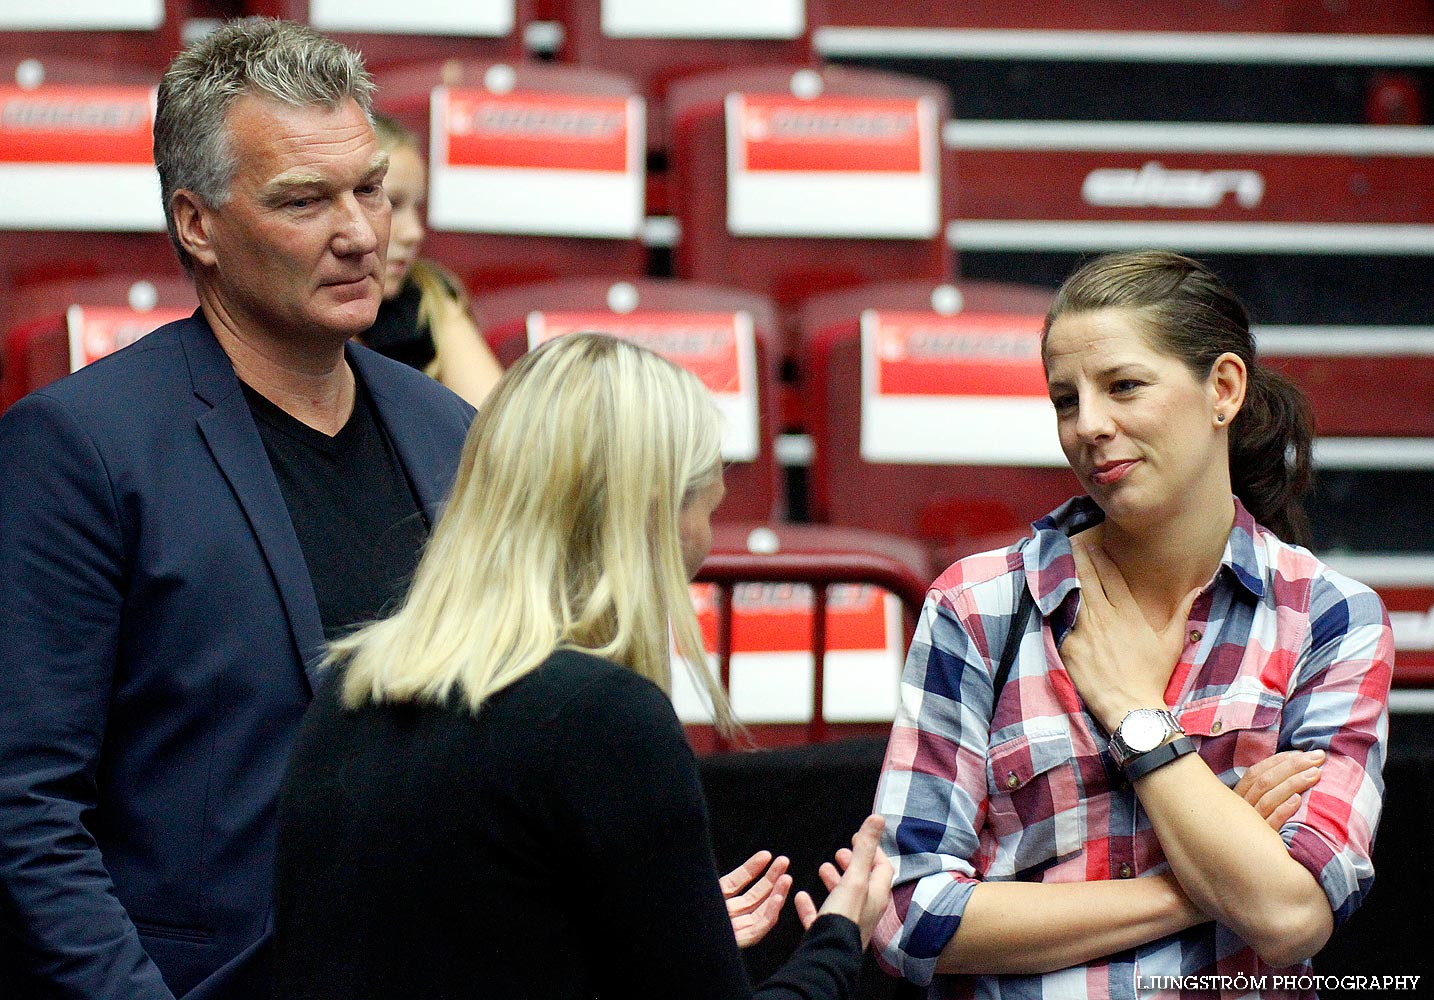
[273,333,892,1000]
[361,114,502,407]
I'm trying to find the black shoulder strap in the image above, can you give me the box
[991,580,1036,711]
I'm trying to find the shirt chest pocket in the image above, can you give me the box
[985,728,1085,878]
[1182,693,1285,781]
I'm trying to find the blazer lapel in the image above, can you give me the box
[182,317,327,693]
[351,343,457,519]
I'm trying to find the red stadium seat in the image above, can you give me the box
[1259,328,1434,624]
[0,62,182,335]
[936,114,1434,338]
[371,59,648,295]
[799,278,1080,566]
[0,274,196,413]
[245,0,533,68]
[666,64,952,356]
[0,1,187,72]
[1259,327,1434,438]
[941,119,1434,260]
[553,0,820,145]
[471,277,783,522]
[682,521,933,751]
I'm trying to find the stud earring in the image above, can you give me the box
[1216,413,1226,423]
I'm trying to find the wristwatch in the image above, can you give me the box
[1108,708,1184,769]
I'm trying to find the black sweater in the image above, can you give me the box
[273,649,863,999]
[363,278,436,371]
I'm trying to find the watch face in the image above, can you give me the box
[1122,711,1170,753]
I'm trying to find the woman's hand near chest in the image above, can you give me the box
[1059,536,1201,732]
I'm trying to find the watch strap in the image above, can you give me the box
[1123,736,1197,781]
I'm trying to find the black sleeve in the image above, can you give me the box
[552,669,863,1000]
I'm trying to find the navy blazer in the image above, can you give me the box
[0,313,474,999]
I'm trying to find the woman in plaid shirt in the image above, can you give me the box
[873,251,1394,999]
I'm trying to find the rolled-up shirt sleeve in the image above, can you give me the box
[1278,571,1394,928]
[873,591,1001,987]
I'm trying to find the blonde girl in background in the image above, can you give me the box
[362,113,502,408]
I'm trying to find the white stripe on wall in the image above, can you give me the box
[817,27,1434,66]
[946,220,1434,253]
[1256,327,1434,355]
[942,120,1434,155]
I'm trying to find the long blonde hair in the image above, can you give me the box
[329,333,734,731]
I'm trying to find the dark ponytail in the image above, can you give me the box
[1044,250,1316,546]
[1230,364,1314,547]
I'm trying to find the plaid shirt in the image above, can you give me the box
[874,497,1393,1000]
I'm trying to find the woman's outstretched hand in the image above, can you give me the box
[794,814,892,949]
[720,851,793,949]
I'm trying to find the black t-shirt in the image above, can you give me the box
[242,377,428,638]
[363,278,437,371]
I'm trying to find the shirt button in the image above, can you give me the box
[1188,629,1203,643]
[1211,720,1224,735]
[1119,863,1133,879]
[1006,772,1020,789]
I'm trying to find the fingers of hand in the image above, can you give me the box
[765,874,792,912]
[1149,587,1205,658]
[719,850,773,899]
[1252,766,1322,820]
[811,816,889,927]
[848,814,884,865]
[1071,538,1122,606]
[1175,586,1203,629]
[1234,749,1323,799]
[1068,545,1120,641]
[726,855,791,916]
[1234,750,1324,830]
[1238,750,1324,797]
[793,890,817,929]
[1069,542,1102,609]
[731,867,794,946]
[733,873,792,947]
[1083,540,1129,604]
[872,846,894,881]
[831,814,882,889]
[868,850,895,917]
[1264,794,1303,832]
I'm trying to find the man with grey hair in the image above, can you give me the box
[0,18,473,998]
